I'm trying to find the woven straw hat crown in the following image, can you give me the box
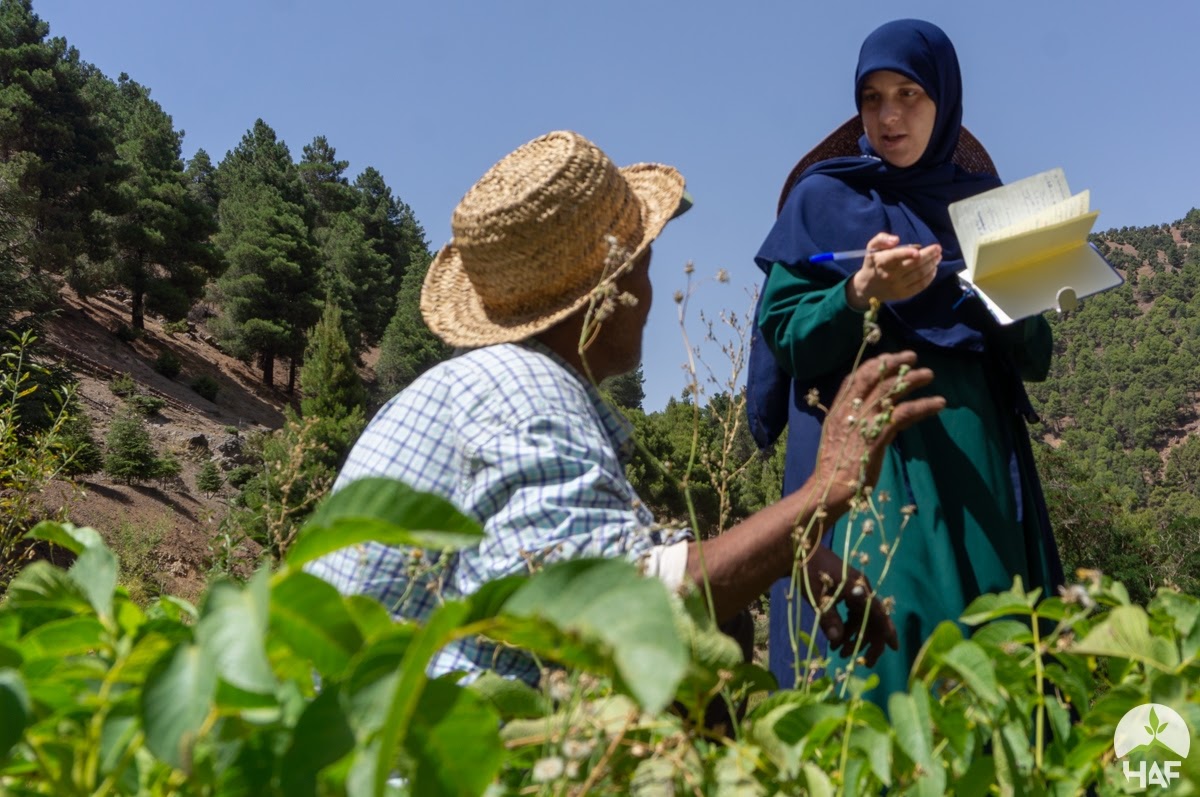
[422,131,686,348]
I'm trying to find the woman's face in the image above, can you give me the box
[859,70,937,168]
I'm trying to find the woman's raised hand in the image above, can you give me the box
[845,232,941,310]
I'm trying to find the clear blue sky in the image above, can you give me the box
[39,0,1200,410]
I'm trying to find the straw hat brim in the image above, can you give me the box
[422,162,686,348]
[775,116,997,215]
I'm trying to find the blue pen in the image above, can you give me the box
[808,248,872,264]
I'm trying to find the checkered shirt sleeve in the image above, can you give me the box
[305,342,687,683]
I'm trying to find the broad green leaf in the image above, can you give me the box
[17,615,106,660]
[197,572,275,695]
[98,711,140,791]
[970,619,1033,649]
[281,686,356,797]
[403,676,503,797]
[5,561,92,615]
[1045,699,1073,749]
[713,743,768,797]
[288,478,484,569]
[24,521,105,555]
[960,579,1037,625]
[1044,658,1091,714]
[0,612,18,643]
[463,573,527,624]
[1073,605,1179,670]
[141,643,217,771]
[910,620,962,675]
[940,641,1002,705]
[468,671,549,720]
[270,570,364,678]
[344,595,396,640]
[343,628,418,738]
[997,718,1034,775]
[750,701,843,779]
[1149,590,1199,660]
[494,558,686,713]
[955,756,996,797]
[147,595,199,623]
[371,600,471,797]
[631,757,677,797]
[0,669,30,759]
[888,685,945,797]
[69,543,118,623]
[0,643,20,670]
[848,724,892,787]
[801,761,834,797]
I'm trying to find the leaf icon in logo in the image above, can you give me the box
[1115,703,1192,759]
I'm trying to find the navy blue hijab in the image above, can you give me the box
[748,19,1004,453]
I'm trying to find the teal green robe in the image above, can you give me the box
[760,264,1060,704]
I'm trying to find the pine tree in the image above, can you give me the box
[317,213,392,352]
[353,167,430,324]
[0,175,41,326]
[298,136,356,223]
[185,148,220,217]
[211,120,321,388]
[0,1,119,276]
[299,299,366,469]
[196,458,223,495]
[374,250,451,398]
[601,365,646,411]
[103,405,159,484]
[83,71,221,328]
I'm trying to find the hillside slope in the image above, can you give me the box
[35,288,296,599]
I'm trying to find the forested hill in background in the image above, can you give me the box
[1026,210,1200,599]
[0,0,1196,604]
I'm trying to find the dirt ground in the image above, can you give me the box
[32,288,305,601]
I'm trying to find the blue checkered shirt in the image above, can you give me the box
[306,341,685,683]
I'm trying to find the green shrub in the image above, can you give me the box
[196,458,223,495]
[103,406,159,484]
[223,424,239,435]
[152,453,182,483]
[111,519,168,604]
[162,319,189,336]
[0,331,82,579]
[127,393,166,417]
[3,488,1197,796]
[226,463,257,489]
[108,372,137,397]
[114,323,140,343]
[190,374,219,402]
[57,411,103,476]
[153,350,182,378]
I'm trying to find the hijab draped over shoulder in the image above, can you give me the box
[748,19,1003,449]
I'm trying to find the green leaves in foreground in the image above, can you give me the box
[488,557,687,714]
[286,477,484,569]
[2,497,693,796]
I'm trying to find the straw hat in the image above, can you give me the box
[421,131,688,348]
[775,116,997,214]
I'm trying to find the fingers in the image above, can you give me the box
[869,242,940,300]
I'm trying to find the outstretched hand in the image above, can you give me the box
[803,544,897,668]
[813,349,944,510]
[845,232,942,310]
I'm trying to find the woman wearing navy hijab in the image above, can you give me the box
[750,19,1064,704]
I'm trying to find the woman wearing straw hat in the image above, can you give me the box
[309,130,944,688]
[749,20,1065,704]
